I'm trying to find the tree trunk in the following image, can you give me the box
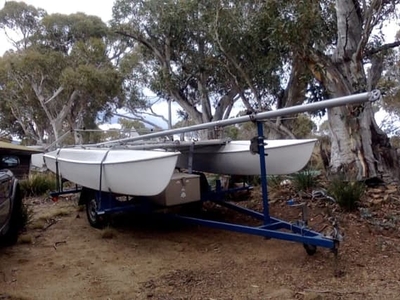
[325,87,399,182]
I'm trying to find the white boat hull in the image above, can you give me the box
[31,153,46,169]
[176,139,317,175]
[43,148,180,196]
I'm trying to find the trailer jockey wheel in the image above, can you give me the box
[86,198,106,229]
[303,244,317,256]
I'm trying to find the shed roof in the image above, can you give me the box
[0,141,43,154]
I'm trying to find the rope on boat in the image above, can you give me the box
[98,148,112,208]
[55,148,62,192]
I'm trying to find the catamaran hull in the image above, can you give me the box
[43,148,179,196]
[176,139,317,175]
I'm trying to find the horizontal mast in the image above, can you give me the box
[93,90,381,147]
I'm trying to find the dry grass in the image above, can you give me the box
[29,219,46,230]
[37,207,75,223]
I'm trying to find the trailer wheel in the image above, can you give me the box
[86,198,106,229]
[303,244,317,256]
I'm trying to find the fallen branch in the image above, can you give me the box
[53,241,67,250]
[42,218,58,231]
[297,289,365,296]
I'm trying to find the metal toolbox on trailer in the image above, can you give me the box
[148,172,201,206]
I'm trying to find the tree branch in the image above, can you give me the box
[214,8,261,107]
[367,55,384,90]
[116,30,202,124]
[221,59,250,109]
[44,87,64,104]
[238,90,253,112]
[31,81,56,123]
[223,102,234,120]
[113,112,164,130]
[57,90,79,124]
[147,107,169,123]
[197,73,213,122]
[305,48,355,97]
[3,29,20,50]
[355,0,380,60]
[213,88,238,121]
[365,41,400,57]
[264,118,296,139]
[128,113,164,129]
[115,30,164,62]
[281,57,307,108]
[170,89,202,123]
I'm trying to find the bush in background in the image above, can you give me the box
[327,174,365,211]
[291,169,319,192]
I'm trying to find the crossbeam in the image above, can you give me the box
[93,90,381,147]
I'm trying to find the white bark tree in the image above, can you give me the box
[304,0,400,181]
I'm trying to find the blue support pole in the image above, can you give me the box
[256,121,270,225]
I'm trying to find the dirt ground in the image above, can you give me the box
[1,185,400,300]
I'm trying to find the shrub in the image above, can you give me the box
[246,175,261,186]
[327,174,365,211]
[20,172,57,197]
[267,175,285,191]
[291,169,319,192]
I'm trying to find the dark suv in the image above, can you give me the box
[0,155,23,246]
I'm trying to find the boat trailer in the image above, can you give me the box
[50,90,381,256]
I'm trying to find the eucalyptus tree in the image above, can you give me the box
[271,0,400,181]
[111,0,305,138]
[0,2,128,145]
[225,1,400,182]
[0,1,46,50]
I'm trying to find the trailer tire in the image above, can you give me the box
[303,244,317,256]
[86,198,106,229]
